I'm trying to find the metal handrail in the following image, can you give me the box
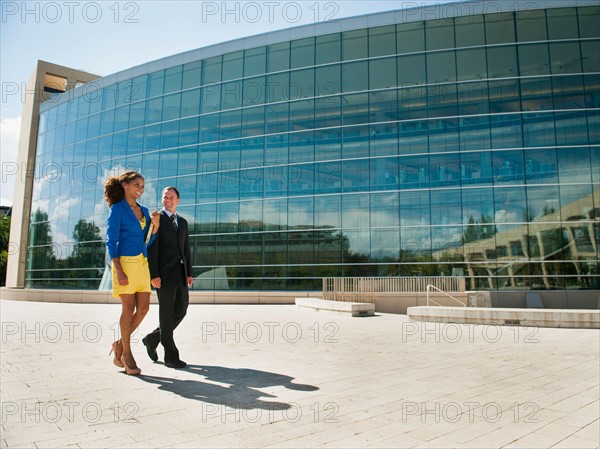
[426,284,466,307]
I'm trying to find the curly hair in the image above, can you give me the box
[104,171,144,207]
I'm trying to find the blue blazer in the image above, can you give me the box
[106,199,155,259]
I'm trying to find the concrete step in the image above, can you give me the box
[295,297,375,317]
[407,306,600,329]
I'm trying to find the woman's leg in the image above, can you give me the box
[119,294,137,363]
[130,292,151,334]
[119,292,151,367]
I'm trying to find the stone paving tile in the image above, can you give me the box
[1,299,599,449]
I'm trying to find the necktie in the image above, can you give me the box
[170,214,178,229]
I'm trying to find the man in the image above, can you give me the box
[142,187,193,369]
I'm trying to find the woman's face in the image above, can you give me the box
[122,177,145,200]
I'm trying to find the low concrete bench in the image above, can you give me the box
[408,306,600,329]
[295,297,375,317]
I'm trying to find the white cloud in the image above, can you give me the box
[0,115,22,206]
[495,209,518,224]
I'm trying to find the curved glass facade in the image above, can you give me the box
[27,3,599,292]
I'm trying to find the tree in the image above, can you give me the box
[0,215,10,286]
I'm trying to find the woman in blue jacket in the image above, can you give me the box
[105,171,160,375]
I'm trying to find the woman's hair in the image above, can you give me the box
[104,171,143,207]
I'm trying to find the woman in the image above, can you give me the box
[105,171,160,375]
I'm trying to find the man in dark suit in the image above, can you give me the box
[142,186,193,369]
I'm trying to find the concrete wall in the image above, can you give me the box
[2,288,598,312]
[490,290,600,309]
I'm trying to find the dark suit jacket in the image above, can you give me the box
[148,211,192,287]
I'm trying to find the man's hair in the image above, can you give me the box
[162,186,180,198]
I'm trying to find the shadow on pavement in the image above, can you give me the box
[137,364,318,411]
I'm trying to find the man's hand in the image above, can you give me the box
[187,276,193,287]
[151,277,161,289]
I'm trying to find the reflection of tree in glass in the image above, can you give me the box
[71,219,104,267]
[66,219,105,288]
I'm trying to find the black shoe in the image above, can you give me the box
[165,359,187,369]
[141,336,158,362]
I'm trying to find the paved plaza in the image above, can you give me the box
[1,298,598,448]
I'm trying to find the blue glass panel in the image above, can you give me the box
[370,157,399,192]
[196,172,217,203]
[147,70,164,97]
[490,114,522,149]
[342,61,367,93]
[218,170,239,200]
[199,143,219,172]
[267,42,289,72]
[221,80,242,110]
[527,185,561,221]
[314,127,341,162]
[288,163,314,195]
[264,165,287,196]
[493,150,524,185]
[202,56,222,85]
[219,110,241,140]
[494,187,527,230]
[342,29,367,61]
[264,134,288,165]
[428,119,459,153]
[129,101,145,128]
[146,97,163,125]
[342,159,369,192]
[239,200,263,231]
[342,194,370,228]
[143,123,161,150]
[241,136,264,167]
[427,51,456,83]
[399,155,429,189]
[164,65,182,94]
[219,139,240,167]
[179,116,200,146]
[462,188,494,226]
[429,153,460,187]
[239,166,263,199]
[370,123,398,157]
[182,61,202,89]
[430,189,462,225]
[314,161,341,194]
[160,120,180,149]
[113,105,129,132]
[371,192,399,227]
[200,114,220,143]
[162,93,181,121]
[241,106,264,138]
[288,197,313,228]
[126,128,144,153]
[288,130,314,163]
[201,84,221,113]
[159,148,178,179]
[100,108,114,135]
[342,125,369,159]
[244,76,265,106]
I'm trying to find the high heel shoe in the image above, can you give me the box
[121,355,141,375]
[109,340,124,368]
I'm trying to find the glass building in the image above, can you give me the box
[10,1,600,304]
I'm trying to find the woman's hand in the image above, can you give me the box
[113,259,128,286]
[150,210,160,232]
[116,269,129,286]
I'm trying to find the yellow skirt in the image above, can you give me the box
[111,254,151,298]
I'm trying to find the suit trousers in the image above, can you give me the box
[145,267,189,362]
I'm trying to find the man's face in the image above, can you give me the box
[162,189,180,214]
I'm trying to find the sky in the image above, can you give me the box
[0,0,454,207]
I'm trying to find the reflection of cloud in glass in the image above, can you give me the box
[90,163,158,238]
[495,209,518,223]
